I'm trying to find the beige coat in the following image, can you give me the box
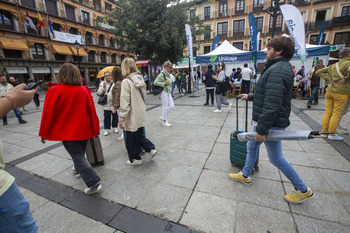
[119,73,146,132]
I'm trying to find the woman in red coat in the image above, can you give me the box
[39,63,102,195]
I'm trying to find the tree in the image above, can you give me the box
[110,0,208,66]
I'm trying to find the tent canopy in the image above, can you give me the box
[196,40,252,64]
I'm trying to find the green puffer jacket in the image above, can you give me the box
[248,57,294,135]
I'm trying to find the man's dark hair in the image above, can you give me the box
[244,63,248,67]
[232,68,236,71]
[208,64,213,69]
[266,36,295,59]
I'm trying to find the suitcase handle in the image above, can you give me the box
[236,97,248,132]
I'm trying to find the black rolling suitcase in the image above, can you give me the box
[230,97,259,172]
[86,136,104,165]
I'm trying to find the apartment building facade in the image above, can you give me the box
[0,0,134,85]
[191,0,350,59]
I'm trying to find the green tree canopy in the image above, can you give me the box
[110,0,208,65]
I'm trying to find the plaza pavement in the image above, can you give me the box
[1,85,350,233]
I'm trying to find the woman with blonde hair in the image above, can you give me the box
[39,63,102,195]
[119,58,157,165]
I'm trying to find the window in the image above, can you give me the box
[98,35,105,46]
[100,52,107,63]
[236,0,244,15]
[111,54,117,63]
[0,11,14,30]
[85,32,93,45]
[253,0,264,11]
[256,17,263,33]
[31,43,45,60]
[315,10,326,23]
[93,0,101,11]
[52,23,61,31]
[54,54,66,61]
[341,6,350,16]
[233,19,245,36]
[105,3,112,14]
[88,51,96,62]
[121,55,126,62]
[72,55,82,62]
[69,27,78,35]
[233,42,244,50]
[334,31,350,46]
[109,38,115,48]
[191,28,196,40]
[204,46,211,54]
[26,18,40,35]
[204,26,211,40]
[204,6,210,19]
[217,22,228,38]
[21,0,36,9]
[65,4,75,21]
[190,10,195,19]
[3,49,22,58]
[45,0,57,16]
[81,11,90,25]
[269,14,283,32]
[219,1,228,17]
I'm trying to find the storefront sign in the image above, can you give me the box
[6,67,28,74]
[329,44,345,51]
[32,67,50,74]
[54,68,60,73]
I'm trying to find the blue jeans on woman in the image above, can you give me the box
[242,125,307,192]
[2,108,23,123]
[0,182,38,233]
[308,85,319,104]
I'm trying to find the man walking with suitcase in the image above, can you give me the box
[229,36,315,204]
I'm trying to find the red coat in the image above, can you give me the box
[39,84,100,141]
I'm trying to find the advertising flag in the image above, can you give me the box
[212,35,220,51]
[25,10,37,31]
[248,14,257,74]
[185,24,195,82]
[317,22,326,45]
[38,11,44,30]
[280,4,307,78]
[48,15,56,39]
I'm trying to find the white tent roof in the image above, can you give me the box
[259,43,327,51]
[204,40,247,56]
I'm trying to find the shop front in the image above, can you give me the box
[5,67,28,83]
[32,67,52,82]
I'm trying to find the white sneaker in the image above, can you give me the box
[228,103,232,111]
[126,159,142,166]
[328,135,344,141]
[150,149,157,159]
[163,121,172,127]
[213,109,221,113]
[113,128,119,133]
[160,116,163,121]
[337,125,348,135]
[104,130,109,136]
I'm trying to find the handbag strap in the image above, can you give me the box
[335,63,344,79]
[106,82,113,93]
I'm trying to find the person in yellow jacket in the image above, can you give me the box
[316,48,350,140]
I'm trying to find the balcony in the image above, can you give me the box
[332,16,350,27]
[308,20,332,30]
[214,9,234,19]
[288,0,311,6]
[313,0,334,3]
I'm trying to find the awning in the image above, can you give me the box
[136,60,150,64]
[0,37,29,51]
[69,46,88,57]
[51,43,73,55]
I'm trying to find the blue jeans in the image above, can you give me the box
[242,126,307,192]
[308,85,319,104]
[0,182,38,233]
[2,108,23,123]
[171,82,175,95]
[62,140,100,187]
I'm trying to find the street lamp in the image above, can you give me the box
[74,40,80,69]
[263,0,282,38]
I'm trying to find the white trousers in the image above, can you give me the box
[160,91,174,121]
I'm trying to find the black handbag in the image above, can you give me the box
[215,82,223,94]
[97,83,113,105]
[153,73,166,96]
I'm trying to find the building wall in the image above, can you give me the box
[0,0,134,85]
[191,0,350,57]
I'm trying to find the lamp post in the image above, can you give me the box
[74,40,80,70]
[263,0,282,38]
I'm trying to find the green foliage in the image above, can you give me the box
[110,0,208,64]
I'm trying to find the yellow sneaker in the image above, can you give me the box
[284,187,315,204]
[229,171,251,185]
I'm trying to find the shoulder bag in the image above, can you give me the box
[153,73,166,96]
[98,83,113,105]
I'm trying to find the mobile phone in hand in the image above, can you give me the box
[28,80,43,90]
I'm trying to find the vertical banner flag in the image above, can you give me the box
[248,14,258,74]
[185,24,195,82]
[280,4,307,79]
[313,21,326,67]
[25,10,37,31]
[48,15,56,39]
[38,11,44,30]
[212,35,220,51]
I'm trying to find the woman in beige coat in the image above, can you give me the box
[119,58,157,165]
